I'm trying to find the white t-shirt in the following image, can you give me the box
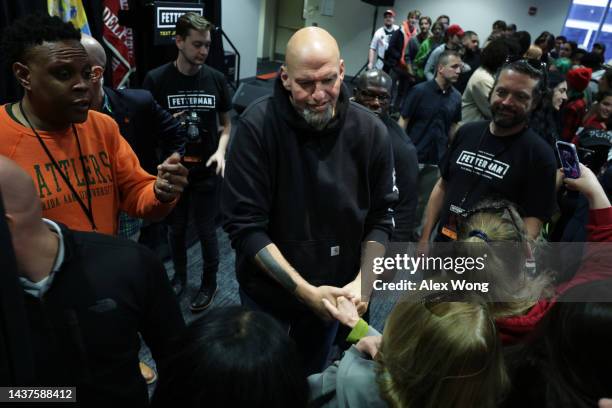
[370,24,399,69]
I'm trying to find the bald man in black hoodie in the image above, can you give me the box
[221,27,397,375]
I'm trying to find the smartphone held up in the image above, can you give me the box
[557,141,581,179]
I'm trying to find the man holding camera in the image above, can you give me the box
[143,12,231,311]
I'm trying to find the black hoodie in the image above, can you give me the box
[221,78,397,316]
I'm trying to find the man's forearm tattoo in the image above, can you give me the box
[256,248,298,292]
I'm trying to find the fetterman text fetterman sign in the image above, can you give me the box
[154,2,204,45]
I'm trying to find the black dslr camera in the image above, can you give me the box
[183,111,201,142]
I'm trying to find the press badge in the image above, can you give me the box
[441,204,465,241]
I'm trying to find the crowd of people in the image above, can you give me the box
[1,7,612,408]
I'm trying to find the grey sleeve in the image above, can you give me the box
[366,325,382,337]
[308,361,340,407]
[424,48,441,81]
[309,347,385,408]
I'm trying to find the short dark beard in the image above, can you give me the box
[491,104,528,129]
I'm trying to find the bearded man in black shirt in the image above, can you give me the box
[420,60,557,244]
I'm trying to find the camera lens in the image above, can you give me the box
[187,123,199,141]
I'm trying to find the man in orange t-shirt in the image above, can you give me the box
[0,14,188,236]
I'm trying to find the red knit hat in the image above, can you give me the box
[566,67,592,92]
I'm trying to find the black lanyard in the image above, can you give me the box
[459,124,520,208]
[18,101,97,230]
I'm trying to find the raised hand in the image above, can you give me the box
[154,152,189,203]
[563,163,610,209]
[206,150,226,177]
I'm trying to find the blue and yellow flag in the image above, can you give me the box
[47,0,91,35]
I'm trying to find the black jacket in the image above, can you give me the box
[456,49,481,94]
[385,24,420,75]
[221,78,397,316]
[104,86,184,175]
[383,115,419,241]
[23,225,185,406]
[385,29,405,73]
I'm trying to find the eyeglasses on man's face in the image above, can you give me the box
[356,89,390,102]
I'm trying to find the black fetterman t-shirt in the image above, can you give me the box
[437,120,557,236]
[143,62,231,178]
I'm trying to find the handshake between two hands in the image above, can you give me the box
[321,296,363,328]
[316,285,381,359]
[304,277,367,324]
[319,288,382,359]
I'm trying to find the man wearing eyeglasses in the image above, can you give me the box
[353,69,418,241]
[80,34,185,242]
[420,60,557,246]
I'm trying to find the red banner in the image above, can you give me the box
[102,0,135,88]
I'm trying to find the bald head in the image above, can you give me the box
[353,69,392,116]
[356,69,392,93]
[80,34,105,110]
[280,27,345,130]
[285,27,340,73]
[0,155,42,250]
[0,155,42,230]
[80,34,107,67]
[1,156,61,279]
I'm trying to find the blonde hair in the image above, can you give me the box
[457,200,554,317]
[377,300,508,408]
[524,45,543,61]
